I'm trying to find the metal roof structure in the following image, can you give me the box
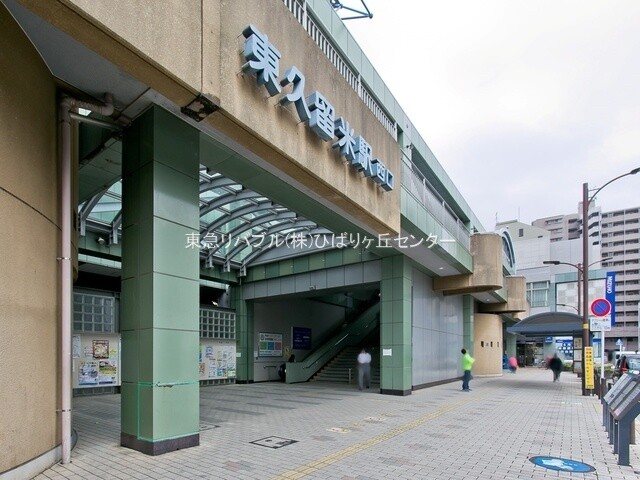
[507,311,583,337]
[79,154,338,276]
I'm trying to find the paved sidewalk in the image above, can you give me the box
[35,368,639,479]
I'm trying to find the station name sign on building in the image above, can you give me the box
[241,25,394,192]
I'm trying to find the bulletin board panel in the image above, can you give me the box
[605,374,634,404]
[72,333,121,388]
[611,375,640,420]
[199,339,237,380]
[258,332,283,357]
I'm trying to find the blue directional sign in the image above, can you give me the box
[529,456,595,473]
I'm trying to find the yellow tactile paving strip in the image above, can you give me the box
[272,393,487,479]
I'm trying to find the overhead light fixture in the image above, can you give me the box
[96,236,106,246]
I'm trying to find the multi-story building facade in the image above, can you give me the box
[497,220,607,360]
[600,207,640,350]
[531,205,640,351]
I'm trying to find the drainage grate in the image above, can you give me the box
[250,436,298,449]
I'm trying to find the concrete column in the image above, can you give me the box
[505,333,517,357]
[121,107,200,455]
[231,287,254,383]
[380,255,412,396]
[474,313,502,375]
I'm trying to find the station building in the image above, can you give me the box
[0,0,526,476]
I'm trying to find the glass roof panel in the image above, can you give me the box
[81,167,337,271]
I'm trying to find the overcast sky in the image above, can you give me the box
[344,0,640,231]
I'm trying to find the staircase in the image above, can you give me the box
[311,346,380,385]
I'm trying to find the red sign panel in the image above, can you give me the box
[590,298,611,317]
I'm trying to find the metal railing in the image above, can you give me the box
[401,161,471,250]
[282,0,397,139]
[285,302,379,383]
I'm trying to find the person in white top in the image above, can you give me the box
[357,348,372,390]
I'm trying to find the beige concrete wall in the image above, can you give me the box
[433,233,503,294]
[20,0,399,235]
[0,5,60,473]
[212,0,400,234]
[479,276,527,314]
[68,0,205,92]
[473,314,503,376]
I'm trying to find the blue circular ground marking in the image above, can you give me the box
[530,456,595,473]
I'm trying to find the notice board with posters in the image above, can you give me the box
[72,333,120,388]
[199,339,237,380]
[258,332,283,357]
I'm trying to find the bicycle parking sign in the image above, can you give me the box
[529,456,595,473]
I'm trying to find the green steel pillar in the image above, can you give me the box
[120,107,200,455]
[379,255,412,396]
[231,286,254,383]
[505,333,517,357]
[463,295,474,355]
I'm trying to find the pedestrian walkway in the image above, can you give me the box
[34,368,640,479]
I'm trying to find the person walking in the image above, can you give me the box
[461,348,475,391]
[508,355,518,373]
[549,353,563,382]
[357,348,371,390]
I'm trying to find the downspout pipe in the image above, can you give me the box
[58,93,114,464]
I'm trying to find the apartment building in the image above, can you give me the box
[532,206,640,351]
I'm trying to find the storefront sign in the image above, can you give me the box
[292,327,312,350]
[242,25,394,191]
[605,272,616,325]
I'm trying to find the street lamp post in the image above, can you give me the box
[543,260,584,378]
[543,260,583,316]
[556,303,580,313]
[581,167,640,396]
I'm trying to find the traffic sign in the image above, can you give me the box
[590,315,611,331]
[616,338,624,346]
[590,298,611,317]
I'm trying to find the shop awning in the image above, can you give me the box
[507,311,583,337]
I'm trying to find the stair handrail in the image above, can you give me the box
[285,302,379,383]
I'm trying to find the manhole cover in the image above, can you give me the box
[199,423,219,431]
[529,456,595,473]
[250,436,298,449]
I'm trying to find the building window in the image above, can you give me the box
[73,292,116,333]
[200,308,236,339]
[526,281,550,308]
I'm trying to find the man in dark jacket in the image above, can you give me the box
[549,353,563,382]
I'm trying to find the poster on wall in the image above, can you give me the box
[292,327,312,350]
[78,360,99,385]
[92,340,109,359]
[73,334,121,389]
[258,332,283,357]
[72,335,81,358]
[98,360,118,384]
[199,339,237,380]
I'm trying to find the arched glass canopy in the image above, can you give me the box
[79,166,338,276]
